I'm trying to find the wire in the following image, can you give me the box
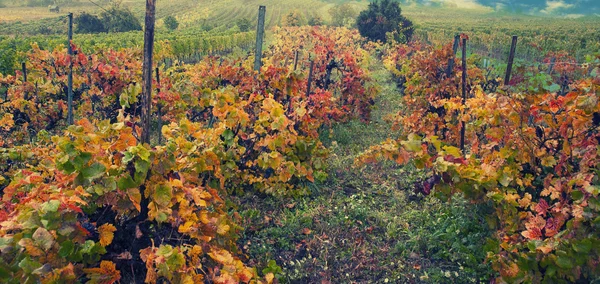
[85,0,110,13]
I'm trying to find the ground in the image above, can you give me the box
[233,55,496,283]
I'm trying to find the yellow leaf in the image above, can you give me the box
[217,223,230,235]
[83,261,121,284]
[98,224,117,247]
[541,156,557,167]
[265,273,275,284]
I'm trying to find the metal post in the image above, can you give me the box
[254,6,266,72]
[504,36,518,85]
[67,13,74,125]
[460,38,467,153]
[141,0,157,144]
[306,60,314,96]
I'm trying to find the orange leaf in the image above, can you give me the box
[98,224,117,247]
[83,261,121,284]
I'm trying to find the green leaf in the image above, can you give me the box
[117,176,137,190]
[72,152,92,170]
[573,239,592,254]
[58,240,75,258]
[18,257,42,274]
[153,184,172,207]
[32,227,54,251]
[134,160,150,174]
[571,190,584,201]
[156,212,168,223]
[223,129,234,141]
[59,160,76,174]
[122,151,135,164]
[81,240,96,254]
[544,83,561,93]
[498,172,513,187]
[41,200,61,213]
[443,146,462,157]
[555,256,574,269]
[81,163,106,180]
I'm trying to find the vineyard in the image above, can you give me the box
[1,0,600,283]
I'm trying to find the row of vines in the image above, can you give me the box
[0,26,376,283]
[359,37,600,282]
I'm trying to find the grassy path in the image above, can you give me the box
[234,57,494,283]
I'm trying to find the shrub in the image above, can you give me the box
[163,15,179,31]
[356,0,414,43]
[329,3,357,27]
[236,18,252,32]
[307,15,324,26]
[76,12,107,34]
[283,11,304,27]
[100,6,142,33]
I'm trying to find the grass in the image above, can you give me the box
[233,55,496,283]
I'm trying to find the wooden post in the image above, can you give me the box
[547,57,556,75]
[141,0,157,144]
[67,13,74,125]
[446,34,460,77]
[460,38,467,153]
[21,62,27,82]
[155,67,162,144]
[504,35,518,86]
[324,59,335,90]
[293,50,299,71]
[306,60,314,96]
[254,5,266,72]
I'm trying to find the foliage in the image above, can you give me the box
[99,6,142,33]
[307,15,324,26]
[283,11,305,27]
[328,3,357,27]
[163,16,179,31]
[0,25,382,282]
[359,41,600,282]
[76,12,107,34]
[356,0,414,43]
[0,117,271,283]
[236,18,252,32]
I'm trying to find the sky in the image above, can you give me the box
[400,0,600,16]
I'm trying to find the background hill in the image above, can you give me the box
[400,0,600,16]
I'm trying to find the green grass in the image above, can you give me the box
[233,55,496,283]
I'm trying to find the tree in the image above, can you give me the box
[163,15,179,30]
[308,15,324,26]
[76,12,107,34]
[283,11,304,27]
[100,6,142,33]
[329,3,357,27]
[236,18,251,32]
[356,0,414,43]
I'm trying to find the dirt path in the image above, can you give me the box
[235,58,493,283]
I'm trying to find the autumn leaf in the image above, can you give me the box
[32,227,54,251]
[98,224,117,247]
[84,261,121,284]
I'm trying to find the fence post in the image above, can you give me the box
[155,67,162,144]
[504,35,518,86]
[547,57,556,75]
[306,60,314,96]
[21,62,27,82]
[141,0,157,144]
[446,34,460,77]
[254,6,266,72]
[460,37,467,154]
[67,13,74,125]
[293,50,299,71]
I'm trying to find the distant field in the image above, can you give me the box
[0,0,599,61]
[0,0,367,30]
